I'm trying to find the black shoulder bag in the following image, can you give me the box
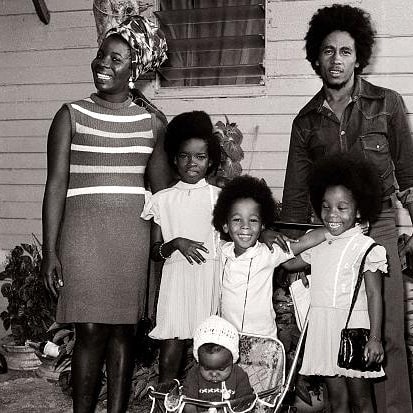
[337,242,382,372]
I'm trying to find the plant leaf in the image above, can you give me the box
[53,329,74,343]
[3,318,10,331]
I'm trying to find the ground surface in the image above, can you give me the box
[0,368,153,413]
[0,370,73,412]
[0,331,156,413]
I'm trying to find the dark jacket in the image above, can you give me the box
[281,76,413,225]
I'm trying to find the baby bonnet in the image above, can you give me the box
[193,315,239,363]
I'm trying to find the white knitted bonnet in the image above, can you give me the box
[193,315,239,362]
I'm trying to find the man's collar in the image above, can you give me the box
[352,76,385,100]
[296,88,325,117]
[297,76,385,118]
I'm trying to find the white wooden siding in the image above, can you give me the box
[1,0,413,250]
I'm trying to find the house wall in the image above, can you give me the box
[1,0,413,252]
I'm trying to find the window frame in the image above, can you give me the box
[153,0,267,98]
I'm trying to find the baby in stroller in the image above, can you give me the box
[183,315,254,412]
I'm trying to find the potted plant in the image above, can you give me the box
[31,322,76,383]
[0,239,56,370]
[213,116,244,186]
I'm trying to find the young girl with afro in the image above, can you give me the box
[141,111,222,383]
[212,175,327,339]
[285,154,387,412]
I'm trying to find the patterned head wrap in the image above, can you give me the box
[104,15,167,81]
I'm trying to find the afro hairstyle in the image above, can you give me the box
[305,4,375,76]
[309,154,382,224]
[164,111,221,176]
[212,175,278,241]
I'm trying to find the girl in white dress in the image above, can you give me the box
[141,111,222,383]
[284,154,386,412]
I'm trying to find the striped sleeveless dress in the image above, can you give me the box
[56,93,154,324]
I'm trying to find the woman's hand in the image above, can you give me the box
[260,229,297,253]
[174,237,209,265]
[364,338,384,367]
[41,251,64,298]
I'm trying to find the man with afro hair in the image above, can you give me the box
[281,4,413,412]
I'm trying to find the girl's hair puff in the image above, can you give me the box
[164,111,221,175]
[305,4,375,76]
[213,175,278,241]
[309,154,382,223]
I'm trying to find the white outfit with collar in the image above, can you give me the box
[219,241,294,338]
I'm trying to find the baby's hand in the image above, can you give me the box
[364,338,384,367]
[174,237,209,265]
[260,229,297,253]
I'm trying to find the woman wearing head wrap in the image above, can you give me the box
[104,15,167,83]
[41,16,172,412]
[105,14,169,125]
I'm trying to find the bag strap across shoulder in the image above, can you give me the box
[344,242,379,329]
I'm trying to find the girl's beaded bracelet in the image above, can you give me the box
[158,243,170,260]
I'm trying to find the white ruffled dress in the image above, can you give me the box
[141,179,220,339]
[299,226,387,378]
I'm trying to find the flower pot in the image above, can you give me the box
[2,342,41,370]
[35,354,61,382]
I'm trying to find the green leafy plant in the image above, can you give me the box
[214,116,244,180]
[0,241,56,345]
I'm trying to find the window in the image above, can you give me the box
[154,0,265,87]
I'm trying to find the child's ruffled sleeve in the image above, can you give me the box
[365,244,388,274]
[140,191,161,226]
